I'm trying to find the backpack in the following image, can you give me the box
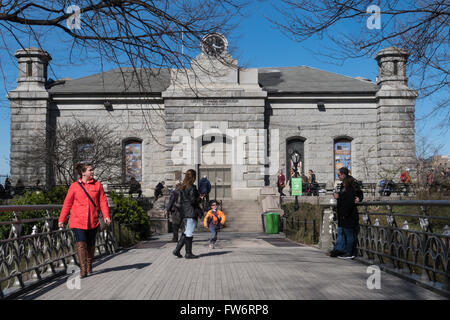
[173,190,181,211]
[400,172,406,183]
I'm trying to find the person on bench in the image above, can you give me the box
[128,177,142,198]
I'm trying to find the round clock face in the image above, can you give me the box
[202,34,226,56]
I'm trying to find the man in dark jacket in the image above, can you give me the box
[128,177,142,198]
[154,181,165,200]
[329,167,363,259]
[164,181,183,242]
[198,175,211,205]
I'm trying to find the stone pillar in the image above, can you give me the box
[375,47,417,179]
[8,48,51,186]
[318,204,336,252]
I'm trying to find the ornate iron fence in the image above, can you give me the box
[325,200,450,296]
[0,205,117,299]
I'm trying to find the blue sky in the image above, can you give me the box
[0,1,448,176]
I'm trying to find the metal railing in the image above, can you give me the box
[284,216,319,243]
[324,200,450,295]
[0,205,117,299]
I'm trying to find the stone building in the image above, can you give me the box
[8,34,417,199]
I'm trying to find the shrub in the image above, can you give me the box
[0,186,68,239]
[108,191,151,240]
[282,202,322,245]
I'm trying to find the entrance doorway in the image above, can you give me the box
[197,134,232,200]
[286,137,305,182]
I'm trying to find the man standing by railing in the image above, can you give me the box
[329,167,363,259]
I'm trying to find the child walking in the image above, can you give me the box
[203,200,226,249]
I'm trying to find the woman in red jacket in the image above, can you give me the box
[58,163,111,278]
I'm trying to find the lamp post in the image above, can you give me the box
[291,151,301,212]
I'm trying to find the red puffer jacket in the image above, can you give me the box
[59,179,110,230]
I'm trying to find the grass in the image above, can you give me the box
[282,202,322,245]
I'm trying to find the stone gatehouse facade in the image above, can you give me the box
[8,36,417,199]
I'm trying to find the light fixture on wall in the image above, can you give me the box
[317,101,325,112]
[104,100,113,111]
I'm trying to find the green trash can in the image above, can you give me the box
[265,212,280,234]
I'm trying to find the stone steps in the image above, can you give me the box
[218,200,263,232]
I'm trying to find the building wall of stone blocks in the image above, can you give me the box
[376,88,417,179]
[163,100,266,197]
[51,101,166,194]
[9,97,49,186]
[8,47,419,199]
[268,105,379,186]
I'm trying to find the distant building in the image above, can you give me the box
[426,155,450,171]
[7,34,417,199]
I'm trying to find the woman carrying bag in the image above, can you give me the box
[58,163,111,278]
[172,169,203,259]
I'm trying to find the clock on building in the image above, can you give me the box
[201,33,227,56]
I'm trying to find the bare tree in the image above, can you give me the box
[1,0,247,145]
[415,133,444,190]
[269,0,449,125]
[0,1,244,68]
[23,118,122,186]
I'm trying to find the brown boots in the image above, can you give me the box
[76,242,96,278]
[86,246,96,275]
[76,242,88,278]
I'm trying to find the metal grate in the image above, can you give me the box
[261,238,302,247]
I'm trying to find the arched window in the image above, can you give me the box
[124,139,142,182]
[286,137,306,181]
[334,138,352,179]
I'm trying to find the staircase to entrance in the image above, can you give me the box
[212,199,263,233]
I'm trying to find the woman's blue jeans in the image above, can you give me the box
[334,227,355,255]
[184,218,197,237]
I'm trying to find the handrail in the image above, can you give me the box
[0,205,63,212]
[0,204,117,299]
[318,199,450,297]
[320,200,450,207]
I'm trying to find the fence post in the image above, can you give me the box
[313,219,316,243]
[318,203,335,252]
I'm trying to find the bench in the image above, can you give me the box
[361,183,376,197]
[107,183,142,198]
[392,183,414,196]
[107,183,130,194]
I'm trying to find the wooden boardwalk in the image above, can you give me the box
[18,232,445,300]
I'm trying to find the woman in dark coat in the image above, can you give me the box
[276,170,286,196]
[172,169,203,259]
[330,167,363,259]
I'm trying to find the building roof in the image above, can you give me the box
[48,68,171,94]
[258,66,379,93]
[49,65,378,95]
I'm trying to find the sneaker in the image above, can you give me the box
[209,244,214,249]
[338,254,355,260]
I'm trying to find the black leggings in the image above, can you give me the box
[72,227,98,247]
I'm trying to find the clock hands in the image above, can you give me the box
[202,33,227,56]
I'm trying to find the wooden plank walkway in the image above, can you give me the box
[17,232,445,300]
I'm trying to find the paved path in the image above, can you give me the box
[18,232,445,300]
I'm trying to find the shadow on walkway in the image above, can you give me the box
[94,263,151,275]
[196,251,232,258]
